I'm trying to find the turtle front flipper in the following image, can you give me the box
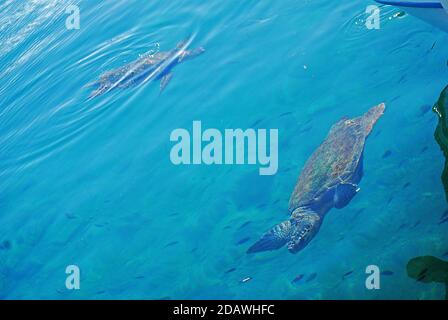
[247,209,322,254]
[186,47,205,59]
[334,183,360,209]
[160,73,173,92]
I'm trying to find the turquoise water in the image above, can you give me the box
[1,0,448,299]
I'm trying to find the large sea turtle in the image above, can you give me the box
[248,103,386,254]
[86,40,205,99]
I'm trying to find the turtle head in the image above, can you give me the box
[360,103,386,136]
[88,83,110,100]
[179,47,205,62]
[247,209,321,254]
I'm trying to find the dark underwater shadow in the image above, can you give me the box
[433,85,448,201]
[405,86,448,300]
[406,256,448,300]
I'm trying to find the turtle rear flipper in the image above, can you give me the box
[247,231,287,253]
[247,221,291,253]
[247,209,322,254]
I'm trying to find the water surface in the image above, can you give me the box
[1,0,448,299]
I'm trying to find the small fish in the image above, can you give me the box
[0,240,12,250]
[382,150,392,159]
[441,210,448,220]
[297,125,312,134]
[442,251,448,258]
[387,195,394,205]
[168,212,180,217]
[402,182,411,189]
[159,296,171,300]
[241,277,252,283]
[251,119,264,127]
[373,129,382,138]
[420,146,428,154]
[343,271,354,278]
[225,268,236,274]
[412,220,421,228]
[417,274,427,281]
[306,273,317,283]
[65,212,78,220]
[430,41,436,51]
[134,275,145,279]
[165,241,179,248]
[438,216,448,225]
[236,237,251,245]
[292,274,304,284]
[417,268,428,281]
[239,221,251,229]
[418,105,432,117]
[381,270,394,276]
[279,111,293,118]
[397,223,408,231]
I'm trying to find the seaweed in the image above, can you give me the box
[433,85,448,201]
[405,87,448,300]
[406,256,448,300]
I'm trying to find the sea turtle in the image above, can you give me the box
[86,40,205,99]
[248,103,386,254]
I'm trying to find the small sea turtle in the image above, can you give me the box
[86,40,205,99]
[248,103,386,254]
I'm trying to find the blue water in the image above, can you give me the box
[1,0,448,299]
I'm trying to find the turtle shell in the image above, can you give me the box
[288,104,385,213]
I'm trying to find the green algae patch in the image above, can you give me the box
[433,85,448,201]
